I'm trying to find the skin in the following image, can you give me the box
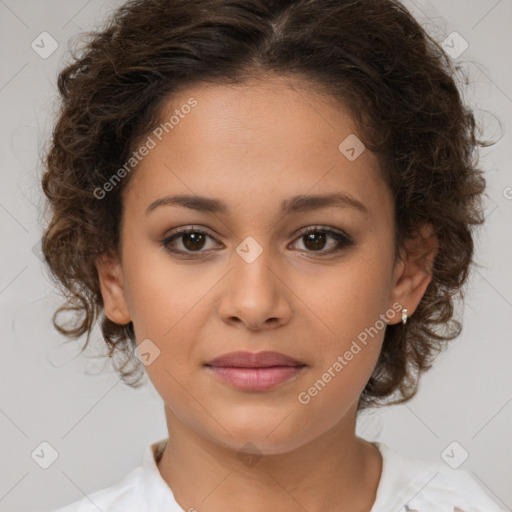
[96,74,437,512]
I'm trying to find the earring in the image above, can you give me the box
[401,307,408,325]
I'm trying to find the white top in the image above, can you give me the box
[54,438,505,512]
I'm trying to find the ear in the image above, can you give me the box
[95,252,132,325]
[388,224,438,325]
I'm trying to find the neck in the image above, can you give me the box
[156,404,382,512]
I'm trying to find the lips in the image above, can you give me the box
[204,351,306,391]
[205,350,305,369]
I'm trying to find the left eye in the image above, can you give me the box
[289,226,354,253]
[161,226,353,255]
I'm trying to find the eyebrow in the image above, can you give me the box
[145,192,368,216]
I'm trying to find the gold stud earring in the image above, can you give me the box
[401,307,408,325]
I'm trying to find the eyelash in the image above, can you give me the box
[161,225,354,257]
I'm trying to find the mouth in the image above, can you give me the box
[204,351,307,391]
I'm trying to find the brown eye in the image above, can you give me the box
[290,227,354,254]
[181,232,207,251]
[302,231,328,251]
[162,227,219,254]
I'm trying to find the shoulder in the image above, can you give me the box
[372,442,506,512]
[53,466,147,512]
[53,438,177,512]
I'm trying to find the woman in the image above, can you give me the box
[42,0,502,510]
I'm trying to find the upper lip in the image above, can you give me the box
[205,351,305,368]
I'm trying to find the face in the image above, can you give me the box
[97,75,434,455]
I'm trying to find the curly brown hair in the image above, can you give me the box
[40,0,486,410]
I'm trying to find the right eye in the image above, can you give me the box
[161,226,222,255]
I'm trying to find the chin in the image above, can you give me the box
[203,408,317,456]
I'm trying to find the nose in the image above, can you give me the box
[217,242,292,331]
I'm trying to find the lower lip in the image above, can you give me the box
[206,365,305,391]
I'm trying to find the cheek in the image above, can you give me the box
[296,248,394,399]
[122,242,214,339]
[294,351,378,439]
[297,281,389,425]
[303,248,395,344]
[122,247,223,392]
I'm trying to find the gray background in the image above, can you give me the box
[0,0,511,510]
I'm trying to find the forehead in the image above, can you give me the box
[156,76,359,154]
[123,76,389,222]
